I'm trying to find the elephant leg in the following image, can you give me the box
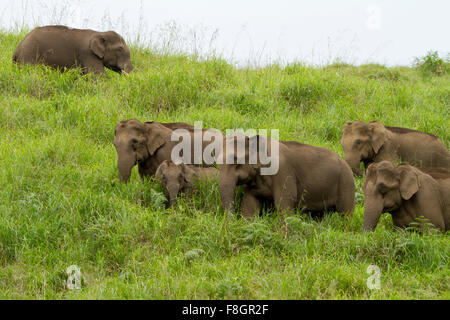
[241,191,262,220]
[81,57,106,75]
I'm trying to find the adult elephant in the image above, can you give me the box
[341,121,450,176]
[113,119,219,182]
[13,25,133,75]
[217,135,355,218]
[362,161,450,232]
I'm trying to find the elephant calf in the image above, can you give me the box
[155,160,218,206]
[341,121,450,176]
[363,161,450,232]
[13,25,133,75]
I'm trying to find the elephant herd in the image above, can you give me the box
[113,119,450,233]
[13,26,450,233]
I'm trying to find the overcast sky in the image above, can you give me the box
[1,0,448,66]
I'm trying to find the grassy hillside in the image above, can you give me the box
[0,30,448,299]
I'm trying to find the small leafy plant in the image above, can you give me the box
[413,51,449,76]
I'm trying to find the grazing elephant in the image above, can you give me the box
[13,25,133,75]
[113,119,218,182]
[218,135,355,218]
[362,161,450,232]
[155,160,218,206]
[341,121,450,176]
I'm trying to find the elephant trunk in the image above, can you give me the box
[122,61,133,74]
[219,173,237,214]
[166,183,181,207]
[345,155,363,177]
[363,194,384,231]
[117,145,136,183]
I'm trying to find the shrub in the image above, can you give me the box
[413,51,449,76]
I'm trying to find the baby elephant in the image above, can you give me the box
[155,161,218,207]
[13,25,133,75]
[363,161,450,232]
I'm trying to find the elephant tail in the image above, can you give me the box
[336,158,356,215]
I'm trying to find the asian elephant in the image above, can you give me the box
[362,161,450,232]
[155,160,218,206]
[13,25,133,75]
[341,121,450,176]
[217,135,355,218]
[113,119,219,183]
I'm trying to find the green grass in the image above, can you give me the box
[0,30,449,299]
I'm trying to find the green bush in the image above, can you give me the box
[414,51,449,76]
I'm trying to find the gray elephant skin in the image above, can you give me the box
[218,135,355,218]
[113,119,219,183]
[13,25,133,75]
[341,121,450,176]
[363,161,450,232]
[155,160,218,206]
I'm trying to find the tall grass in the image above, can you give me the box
[0,30,448,299]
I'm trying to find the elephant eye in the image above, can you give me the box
[377,183,389,194]
[130,138,139,150]
[354,139,361,145]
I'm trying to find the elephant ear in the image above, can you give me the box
[342,122,354,135]
[369,121,389,154]
[248,135,268,169]
[248,134,258,155]
[144,122,172,156]
[90,34,106,59]
[180,163,195,185]
[398,167,420,200]
[224,133,249,165]
[155,160,169,182]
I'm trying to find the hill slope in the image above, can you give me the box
[0,31,448,299]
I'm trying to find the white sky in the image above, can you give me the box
[1,0,448,67]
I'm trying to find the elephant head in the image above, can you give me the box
[90,31,133,74]
[155,161,195,206]
[362,161,420,231]
[113,120,173,182]
[341,121,392,176]
[217,135,268,213]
